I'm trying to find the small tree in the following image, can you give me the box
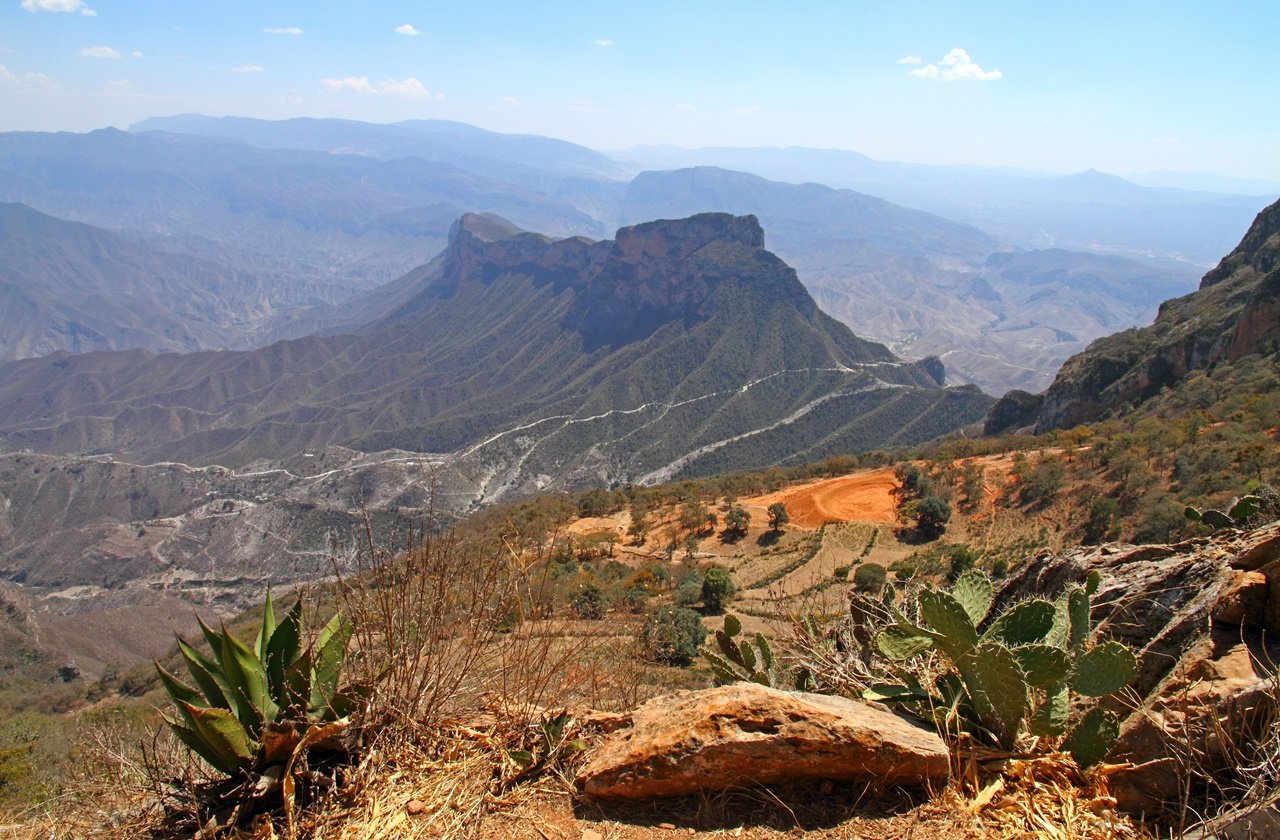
[700,567,736,612]
[767,502,789,532]
[641,606,707,666]
[568,581,606,620]
[911,496,951,540]
[723,505,750,540]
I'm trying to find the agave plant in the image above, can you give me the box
[866,569,1136,768]
[155,590,364,787]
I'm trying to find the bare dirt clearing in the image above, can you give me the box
[746,468,899,528]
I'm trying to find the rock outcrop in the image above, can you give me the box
[575,682,949,799]
[995,521,1280,819]
[1036,197,1280,432]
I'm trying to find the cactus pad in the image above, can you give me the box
[985,598,1054,646]
[1013,644,1071,687]
[918,588,979,657]
[1062,707,1120,768]
[951,569,994,626]
[874,625,935,660]
[1071,641,1137,697]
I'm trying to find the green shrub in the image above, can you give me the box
[568,582,606,620]
[642,606,707,666]
[853,563,887,593]
[833,565,851,580]
[700,567,736,612]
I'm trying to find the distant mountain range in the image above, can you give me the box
[1,117,1230,392]
[619,144,1273,267]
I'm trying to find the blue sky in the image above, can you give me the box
[2,0,1277,181]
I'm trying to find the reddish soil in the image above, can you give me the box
[745,468,899,529]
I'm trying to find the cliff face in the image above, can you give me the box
[1036,197,1280,432]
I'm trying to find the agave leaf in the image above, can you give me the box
[310,614,354,716]
[177,638,235,715]
[283,650,313,716]
[220,623,273,734]
[951,570,994,626]
[164,716,250,776]
[260,723,304,767]
[266,598,304,708]
[328,683,373,719]
[155,661,203,707]
[255,587,277,661]
[197,615,229,669]
[180,702,257,772]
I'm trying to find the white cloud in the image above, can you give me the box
[21,0,93,13]
[80,45,120,59]
[395,24,421,36]
[500,95,519,108]
[0,63,61,91]
[263,27,303,35]
[897,55,922,65]
[733,104,760,117]
[232,64,264,73]
[130,50,142,59]
[321,75,431,99]
[675,101,695,111]
[280,92,303,106]
[908,47,1001,81]
[377,77,427,98]
[104,78,131,92]
[593,39,613,47]
[322,76,374,94]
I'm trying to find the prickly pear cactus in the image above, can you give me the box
[867,568,1136,762]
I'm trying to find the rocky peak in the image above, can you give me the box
[610,212,766,262]
[1200,196,1280,289]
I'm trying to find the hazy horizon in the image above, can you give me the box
[2,1,1277,184]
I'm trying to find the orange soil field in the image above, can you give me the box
[745,467,899,528]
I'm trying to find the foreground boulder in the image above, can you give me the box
[575,682,949,799]
[995,521,1280,821]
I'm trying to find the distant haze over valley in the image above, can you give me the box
[3,115,1267,393]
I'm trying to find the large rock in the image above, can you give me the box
[575,683,949,799]
[994,522,1280,820]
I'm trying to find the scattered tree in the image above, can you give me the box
[700,567,736,612]
[767,502,790,532]
[642,606,707,666]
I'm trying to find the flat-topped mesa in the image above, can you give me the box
[573,213,809,350]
